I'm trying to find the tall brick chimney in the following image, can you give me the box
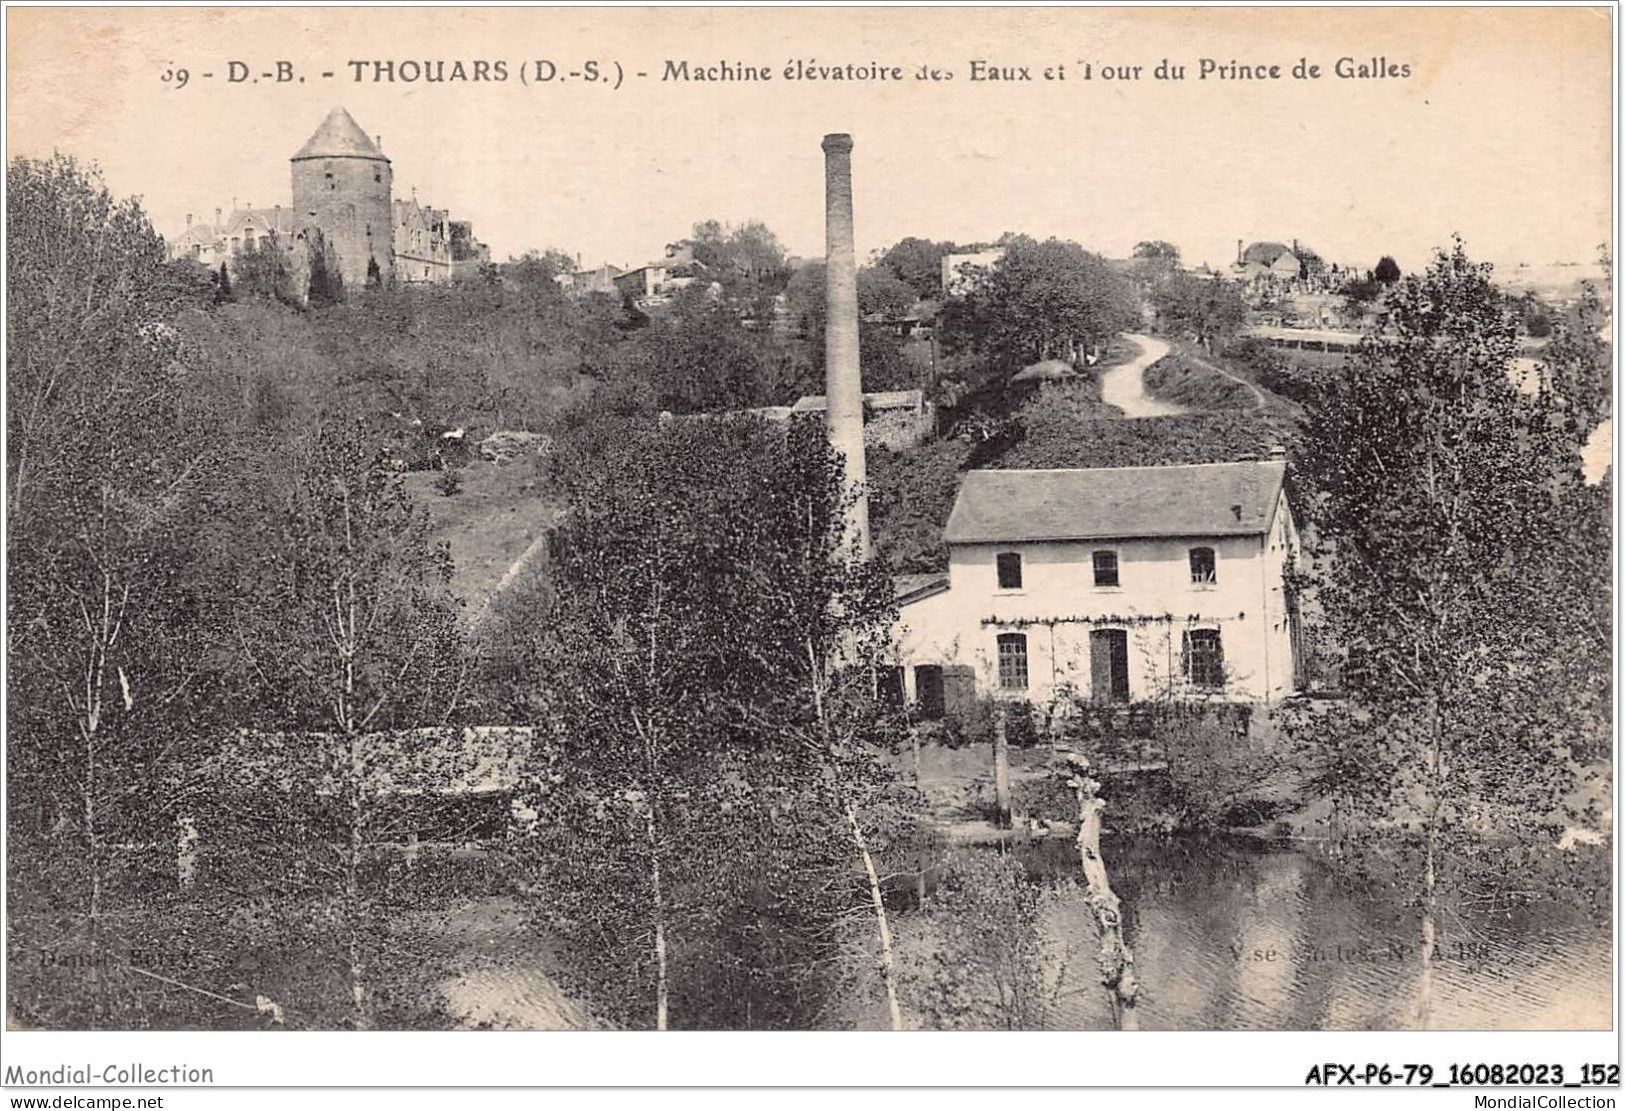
[822,132,870,559]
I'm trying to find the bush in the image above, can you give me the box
[996,408,1300,470]
[904,850,1048,1029]
[867,438,972,574]
[1224,338,1338,406]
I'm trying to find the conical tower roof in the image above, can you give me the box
[292,107,387,161]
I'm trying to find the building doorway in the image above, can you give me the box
[1090,629,1130,702]
[914,665,945,720]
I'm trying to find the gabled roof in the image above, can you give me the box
[225,206,297,237]
[944,461,1287,544]
[293,106,387,161]
[1240,241,1294,265]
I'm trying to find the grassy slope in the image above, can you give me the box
[1142,350,1258,411]
[403,459,559,618]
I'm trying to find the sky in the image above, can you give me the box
[6,7,1613,275]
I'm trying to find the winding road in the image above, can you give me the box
[1101,332,1267,417]
[1098,333,1181,418]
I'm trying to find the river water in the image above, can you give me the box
[437,836,1609,1030]
[951,836,1611,1031]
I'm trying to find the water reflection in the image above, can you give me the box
[1016,837,1609,1030]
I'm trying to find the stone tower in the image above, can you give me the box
[821,133,870,559]
[290,107,393,290]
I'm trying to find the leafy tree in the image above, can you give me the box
[207,422,467,1028]
[878,236,959,300]
[1150,272,1247,350]
[628,284,789,412]
[867,438,973,573]
[781,263,919,394]
[1294,241,1600,1026]
[1294,244,1327,281]
[1132,240,1180,264]
[215,261,234,303]
[517,415,916,1029]
[502,249,574,291]
[1340,275,1383,316]
[305,230,345,307]
[682,219,791,318]
[365,256,383,291]
[1538,282,1611,433]
[7,153,230,1025]
[1374,255,1402,284]
[232,230,299,305]
[906,852,1048,1029]
[938,235,1137,378]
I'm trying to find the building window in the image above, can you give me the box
[1092,550,1119,587]
[997,633,1029,690]
[1189,546,1217,585]
[1183,629,1225,688]
[996,552,1023,590]
[374,173,382,183]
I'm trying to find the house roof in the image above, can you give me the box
[293,106,388,162]
[895,572,950,605]
[791,389,924,413]
[226,207,297,236]
[1010,359,1079,383]
[1240,241,1294,265]
[944,461,1288,544]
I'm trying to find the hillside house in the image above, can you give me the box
[1233,241,1304,284]
[555,262,623,296]
[893,456,1304,714]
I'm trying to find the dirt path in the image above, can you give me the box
[1098,333,1183,418]
[433,897,597,1030]
[469,530,549,631]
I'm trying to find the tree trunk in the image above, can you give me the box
[645,804,669,1031]
[993,705,1012,829]
[911,727,927,908]
[1072,767,1139,1030]
[847,802,903,1030]
[176,815,198,890]
[346,755,370,1030]
[1418,835,1436,1030]
[1417,692,1444,1030]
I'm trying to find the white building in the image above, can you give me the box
[894,456,1304,715]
